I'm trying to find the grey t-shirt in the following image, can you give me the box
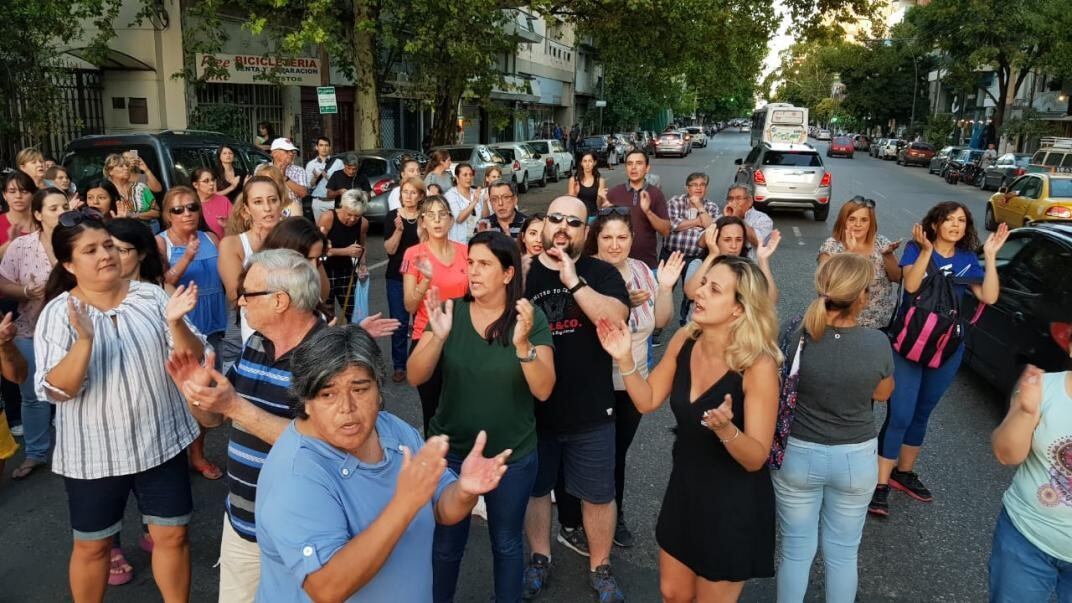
[787,324,894,445]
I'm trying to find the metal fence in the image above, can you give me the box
[194,83,284,145]
[0,69,104,167]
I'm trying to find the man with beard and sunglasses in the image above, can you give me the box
[522,196,630,602]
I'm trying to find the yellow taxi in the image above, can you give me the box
[985,173,1072,230]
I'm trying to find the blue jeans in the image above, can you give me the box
[989,506,1072,602]
[385,278,410,371]
[772,437,878,603]
[15,337,50,463]
[878,344,964,460]
[433,450,538,603]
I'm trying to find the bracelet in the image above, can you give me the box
[22,285,28,297]
[718,426,741,443]
[618,363,639,378]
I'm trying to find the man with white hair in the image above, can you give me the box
[269,138,309,209]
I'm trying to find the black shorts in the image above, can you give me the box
[63,452,193,540]
[532,422,616,504]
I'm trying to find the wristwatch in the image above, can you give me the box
[568,277,588,294]
[517,346,537,363]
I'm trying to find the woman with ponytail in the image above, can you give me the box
[771,253,895,603]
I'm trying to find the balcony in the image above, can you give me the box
[504,9,541,44]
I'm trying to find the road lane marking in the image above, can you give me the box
[874,191,888,200]
[792,226,805,245]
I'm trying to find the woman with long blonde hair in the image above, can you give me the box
[597,254,781,602]
[772,253,894,603]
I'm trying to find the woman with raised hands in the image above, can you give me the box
[684,216,781,304]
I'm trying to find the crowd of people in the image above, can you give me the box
[0,139,1068,603]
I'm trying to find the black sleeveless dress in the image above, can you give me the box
[577,177,599,216]
[324,211,366,317]
[655,339,775,582]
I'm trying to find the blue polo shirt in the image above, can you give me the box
[255,412,457,603]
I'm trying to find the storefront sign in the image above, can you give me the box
[317,87,338,114]
[196,53,321,87]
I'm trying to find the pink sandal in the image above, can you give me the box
[108,548,133,586]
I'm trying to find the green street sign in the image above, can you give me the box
[317,86,337,115]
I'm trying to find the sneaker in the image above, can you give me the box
[9,423,22,437]
[522,553,551,600]
[589,564,625,602]
[613,515,635,548]
[890,469,934,502]
[557,526,590,557]
[868,485,890,517]
[471,495,488,521]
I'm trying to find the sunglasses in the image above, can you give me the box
[169,202,201,215]
[850,195,877,208]
[59,207,103,228]
[237,287,277,300]
[597,206,630,218]
[546,212,585,228]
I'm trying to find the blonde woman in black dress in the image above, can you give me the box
[597,254,781,602]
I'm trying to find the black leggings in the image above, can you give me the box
[557,390,642,527]
[409,339,442,436]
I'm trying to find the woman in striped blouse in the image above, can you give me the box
[35,207,206,603]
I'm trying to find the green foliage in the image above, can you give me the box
[924,114,956,147]
[1001,109,1060,150]
[187,104,250,141]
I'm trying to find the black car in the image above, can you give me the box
[63,130,269,192]
[575,135,611,165]
[981,153,1032,191]
[962,222,1072,396]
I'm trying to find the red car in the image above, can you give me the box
[827,136,855,158]
[897,142,936,167]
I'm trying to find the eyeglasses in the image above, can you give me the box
[490,194,515,204]
[546,212,585,228]
[850,195,877,208]
[59,207,103,228]
[116,245,138,256]
[597,206,630,218]
[422,211,451,222]
[168,203,202,215]
[237,287,277,300]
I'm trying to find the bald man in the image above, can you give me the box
[522,196,630,600]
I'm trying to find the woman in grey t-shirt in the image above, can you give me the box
[772,253,895,603]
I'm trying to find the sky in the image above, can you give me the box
[759,0,795,106]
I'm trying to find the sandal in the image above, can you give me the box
[11,459,45,480]
[190,460,223,480]
[108,548,134,586]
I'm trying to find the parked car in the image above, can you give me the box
[985,173,1072,230]
[852,135,870,151]
[878,139,905,160]
[525,139,574,182]
[63,129,269,194]
[686,127,708,148]
[897,142,936,167]
[943,148,985,180]
[575,135,611,166]
[827,136,855,158]
[928,145,965,174]
[433,144,513,189]
[655,131,688,158]
[734,143,832,221]
[349,149,428,223]
[675,130,694,155]
[634,131,656,155]
[490,143,546,193]
[981,152,1032,190]
[963,222,1072,395]
[869,138,887,158]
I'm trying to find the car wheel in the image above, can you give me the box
[813,205,830,221]
[519,173,529,193]
[537,169,547,188]
[984,204,998,231]
[550,165,559,183]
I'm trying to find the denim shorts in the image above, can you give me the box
[63,452,193,540]
[532,422,616,504]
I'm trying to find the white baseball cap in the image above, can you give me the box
[270,138,298,152]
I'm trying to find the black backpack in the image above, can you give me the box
[888,256,984,368]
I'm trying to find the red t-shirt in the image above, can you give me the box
[0,214,32,248]
[402,242,469,340]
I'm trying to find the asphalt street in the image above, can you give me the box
[0,131,1015,602]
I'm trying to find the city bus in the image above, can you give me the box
[750,104,809,147]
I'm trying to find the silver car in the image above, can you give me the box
[655,131,688,158]
[491,143,547,193]
[734,143,832,221]
[525,139,574,182]
[434,145,514,188]
[686,127,707,148]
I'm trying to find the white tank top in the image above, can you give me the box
[237,232,255,343]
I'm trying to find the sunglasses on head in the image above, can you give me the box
[597,206,630,218]
[851,195,877,208]
[546,212,585,228]
[169,202,202,215]
[59,207,103,228]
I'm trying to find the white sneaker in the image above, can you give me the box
[471,496,488,521]
[551,490,556,504]
[10,424,23,437]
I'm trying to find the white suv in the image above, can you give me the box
[686,127,707,148]
[734,143,833,221]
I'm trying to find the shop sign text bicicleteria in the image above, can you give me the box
[196,53,321,87]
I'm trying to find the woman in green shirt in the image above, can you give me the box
[408,230,555,603]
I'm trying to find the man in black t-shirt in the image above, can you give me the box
[522,196,629,601]
[326,153,371,207]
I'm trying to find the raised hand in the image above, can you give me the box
[512,299,534,350]
[166,349,216,391]
[703,224,720,253]
[628,287,651,308]
[0,312,16,345]
[881,238,903,256]
[395,435,449,513]
[186,233,201,257]
[358,312,401,338]
[912,223,932,252]
[415,255,434,280]
[68,297,94,341]
[723,201,738,217]
[639,190,651,212]
[657,251,687,290]
[546,247,579,290]
[457,430,511,496]
[345,242,364,258]
[984,222,1010,259]
[68,195,85,210]
[757,230,782,261]
[181,364,241,418]
[595,318,633,364]
[165,282,199,324]
[394,211,403,232]
[24,276,45,300]
[701,394,736,437]
[844,228,860,251]
[1012,364,1044,418]
[423,286,454,340]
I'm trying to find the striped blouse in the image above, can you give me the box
[34,281,202,480]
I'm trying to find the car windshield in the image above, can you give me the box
[584,137,605,145]
[64,143,159,187]
[528,141,549,153]
[911,143,934,151]
[1049,180,1072,198]
[496,148,516,161]
[357,158,388,179]
[444,148,472,162]
[762,151,822,167]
